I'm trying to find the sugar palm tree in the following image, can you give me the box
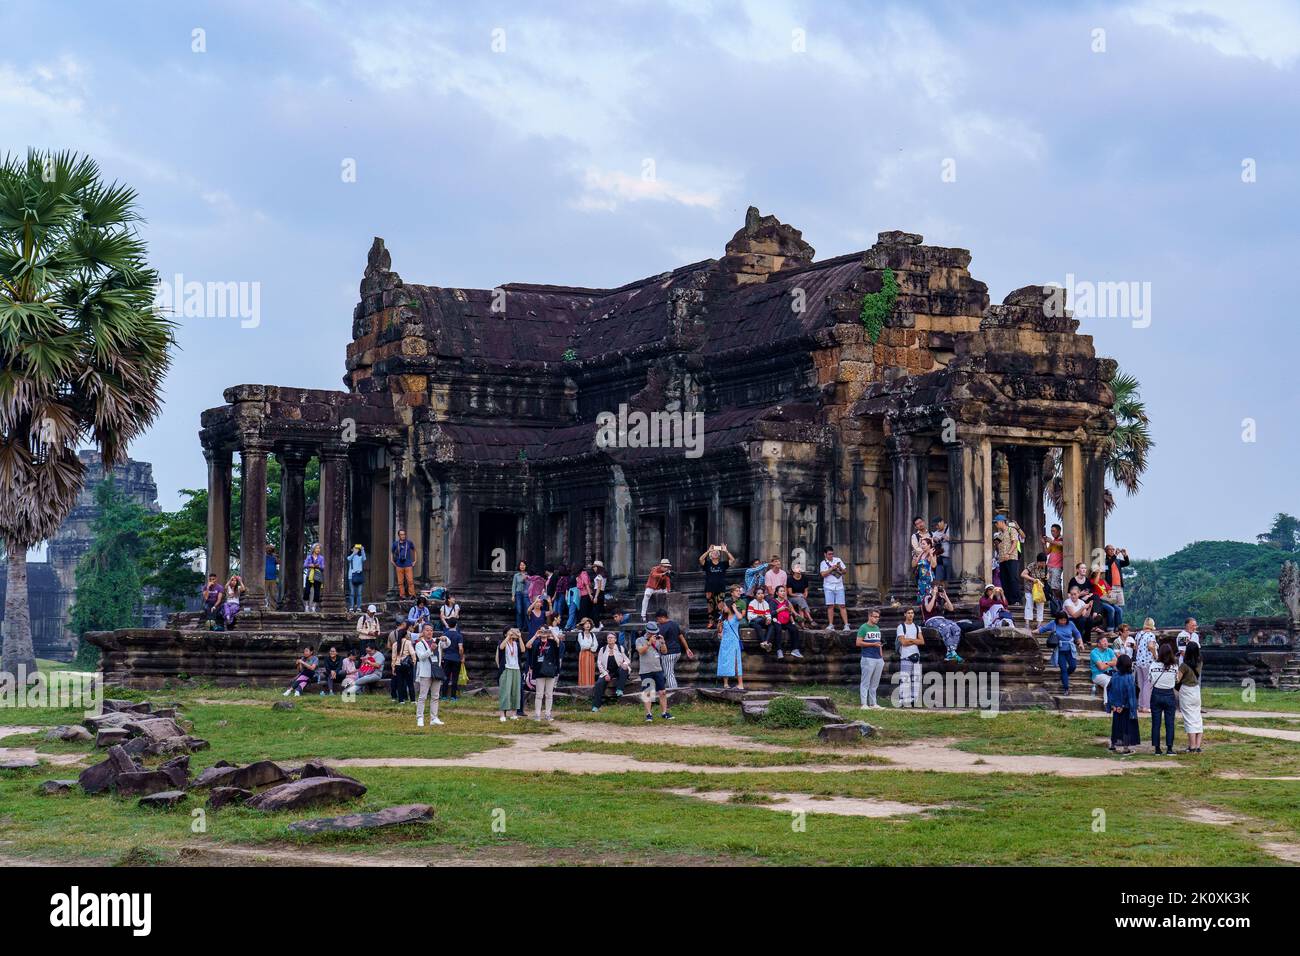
[1045,368,1153,518]
[0,150,175,680]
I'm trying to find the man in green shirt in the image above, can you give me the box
[856,608,885,709]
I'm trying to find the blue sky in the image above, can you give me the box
[3,0,1296,559]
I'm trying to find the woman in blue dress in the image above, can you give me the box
[716,599,744,690]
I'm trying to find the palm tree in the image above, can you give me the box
[0,150,175,681]
[1045,368,1153,518]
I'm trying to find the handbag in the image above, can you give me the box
[424,642,447,683]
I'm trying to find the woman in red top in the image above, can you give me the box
[766,584,804,660]
[1089,570,1120,634]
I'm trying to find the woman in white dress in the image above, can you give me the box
[1177,641,1204,752]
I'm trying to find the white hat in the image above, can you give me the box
[592,560,604,568]
[659,558,671,566]
[367,604,377,613]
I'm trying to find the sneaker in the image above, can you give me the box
[1152,748,1163,755]
[499,715,507,723]
[417,717,425,727]
[841,625,852,633]
[791,650,803,659]
[859,704,871,710]
[645,714,654,722]
[615,690,624,697]
[282,688,292,697]
[776,650,784,660]
[760,642,772,651]
[871,704,884,710]
[319,691,325,696]
[293,690,300,697]
[430,717,444,726]
[662,712,674,720]
[591,707,600,713]
[508,714,519,721]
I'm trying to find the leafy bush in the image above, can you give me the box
[761,695,821,729]
[860,267,898,343]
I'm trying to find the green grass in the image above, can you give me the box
[2,682,1299,866]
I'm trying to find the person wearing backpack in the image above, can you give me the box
[440,624,465,700]
[413,624,451,727]
[896,607,924,706]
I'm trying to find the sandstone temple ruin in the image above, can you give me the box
[196,207,1116,614]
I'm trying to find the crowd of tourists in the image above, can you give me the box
[255,521,1206,754]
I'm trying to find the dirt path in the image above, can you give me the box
[663,787,952,817]
[1179,804,1300,864]
[319,723,1168,777]
[1205,724,1300,743]
[0,725,84,768]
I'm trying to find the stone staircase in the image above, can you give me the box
[1281,651,1300,691]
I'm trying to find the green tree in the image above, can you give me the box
[0,150,175,680]
[1046,367,1153,517]
[140,487,206,610]
[68,478,149,668]
[1257,513,1300,551]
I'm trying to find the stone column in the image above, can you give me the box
[1082,442,1108,571]
[888,435,927,594]
[318,442,350,615]
[238,437,270,603]
[1058,442,1086,575]
[1008,447,1045,560]
[608,465,633,592]
[279,445,310,612]
[204,447,232,580]
[945,437,992,599]
[387,447,410,600]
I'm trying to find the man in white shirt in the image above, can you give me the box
[1177,617,1200,663]
[819,546,850,632]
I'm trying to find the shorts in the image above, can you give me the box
[789,594,810,611]
[640,669,666,692]
[824,586,845,606]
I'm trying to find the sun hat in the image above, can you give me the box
[644,622,661,634]
[367,604,377,613]
[659,558,671,565]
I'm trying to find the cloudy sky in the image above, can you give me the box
[3,0,1296,559]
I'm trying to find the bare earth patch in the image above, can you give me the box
[321,724,1167,777]
[0,725,85,768]
[663,787,949,818]
[1180,805,1300,864]
[1205,724,1300,743]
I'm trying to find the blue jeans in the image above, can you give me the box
[348,579,364,608]
[1058,653,1076,694]
[1150,688,1177,751]
[514,592,529,630]
[565,600,579,630]
[1096,601,1119,630]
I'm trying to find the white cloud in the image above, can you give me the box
[1127,0,1300,68]
[573,166,724,212]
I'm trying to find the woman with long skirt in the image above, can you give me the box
[716,600,744,690]
[1106,654,1141,753]
[1178,641,1205,753]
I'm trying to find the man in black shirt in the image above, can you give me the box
[699,543,735,627]
[787,565,816,627]
[654,609,694,690]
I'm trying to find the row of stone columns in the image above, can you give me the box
[203,438,414,615]
[888,434,1103,599]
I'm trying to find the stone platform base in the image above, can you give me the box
[88,620,1053,706]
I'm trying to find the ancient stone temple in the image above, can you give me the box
[196,207,1116,611]
[0,451,165,660]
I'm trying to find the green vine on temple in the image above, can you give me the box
[860,267,898,343]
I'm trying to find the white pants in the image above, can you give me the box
[1024,598,1045,624]
[534,675,557,718]
[641,589,667,619]
[898,656,922,706]
[1092,672,1110,705]
[416,677,442,721]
